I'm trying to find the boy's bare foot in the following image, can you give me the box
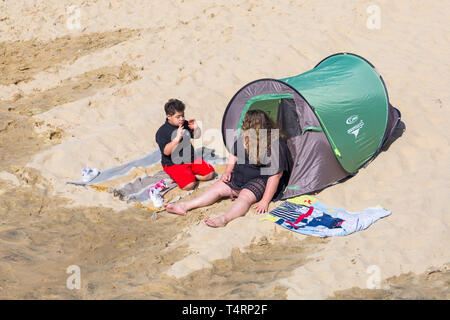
[164,202,187,216]
[203,215,228,228]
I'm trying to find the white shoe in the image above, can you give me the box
[149,187,163,208]
[81,167,100,182]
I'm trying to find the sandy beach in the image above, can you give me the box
[0,0,449,300]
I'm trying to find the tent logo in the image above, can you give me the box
[346,115,359,125]
[347,120,364,138]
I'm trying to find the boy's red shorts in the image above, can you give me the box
[163,158,214,188]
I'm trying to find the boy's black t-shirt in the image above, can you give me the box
[155,119,195,167]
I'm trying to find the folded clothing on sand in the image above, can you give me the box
[262,195,391,237]
[67,147,226,187]
[66,147,226,213]
[109,170,176,202]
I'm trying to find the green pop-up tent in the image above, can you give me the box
[222,53,401,199]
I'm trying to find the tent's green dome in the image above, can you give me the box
[280,53,389,173]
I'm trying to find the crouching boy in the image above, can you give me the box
[155,98,215,190]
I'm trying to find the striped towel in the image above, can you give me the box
[262,195,390,237]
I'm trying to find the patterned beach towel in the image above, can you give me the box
[262,195,391,237]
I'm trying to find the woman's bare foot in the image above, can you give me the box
[203,215,228,228]
[164,202,188,216]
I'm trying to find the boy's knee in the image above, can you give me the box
[203,171,215,180]
[181,181,197,191]
[194,170,215,181]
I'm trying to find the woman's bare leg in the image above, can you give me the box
[204,189,257,227]
[165,180,235,215]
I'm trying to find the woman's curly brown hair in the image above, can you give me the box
[241,109,284,166]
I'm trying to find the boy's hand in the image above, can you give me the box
[175,124,185,142]
[253,199,270,214]
[188,118,198,130]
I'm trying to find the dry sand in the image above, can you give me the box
[0,0,449,299]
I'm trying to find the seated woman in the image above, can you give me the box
[165,109,292,227]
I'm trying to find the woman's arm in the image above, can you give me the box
[221,154,237,182]
[253,172,282,214]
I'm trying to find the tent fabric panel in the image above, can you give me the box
[282,131,349,199]
[280,53,389,173]
[291,94,321,136]
[381,104,401,149]
[278,96,314,168]
[362,104,402,169]
[281,95,348,199]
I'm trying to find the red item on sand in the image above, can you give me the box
[163,158,214,188]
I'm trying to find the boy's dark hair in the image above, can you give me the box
[164,99,185,116]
